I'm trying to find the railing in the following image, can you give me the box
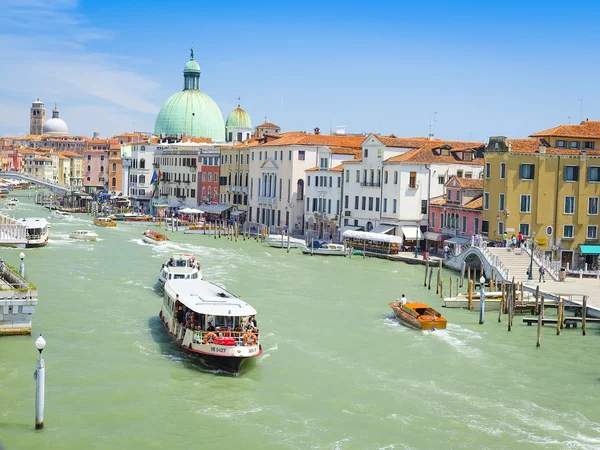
[231,186,248,193]
[531,248,560,280]
[190,330,259,346]
[441,226,458,236]
[452,237,510,280]
[258,196,276,205]
[360,182,381,187]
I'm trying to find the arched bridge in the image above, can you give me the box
[0,171,76,195]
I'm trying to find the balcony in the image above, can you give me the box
[258,196,276,206]
[360,182,381,187]
[231,186,248,193]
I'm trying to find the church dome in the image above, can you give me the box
[43,105,68,136]
[226,105,252,129]
[153,51,224,142]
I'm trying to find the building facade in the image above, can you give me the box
[107,144,122,194]
[219,142,251,212]
[83,150,108,193]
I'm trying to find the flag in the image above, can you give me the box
[150,170,158,184]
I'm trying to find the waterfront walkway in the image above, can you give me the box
[524,277,600,312]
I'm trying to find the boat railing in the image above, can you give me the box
[190,329,259,346]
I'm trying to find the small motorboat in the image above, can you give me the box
[264,234,306,249]
[6,198,18,208]
[300,241,348,256]
[389,301,447,330]
[53,210,74,221]
[183,223,229,235]
[94,217,116,227]
[69,230,98,241]
[142,230,170,245]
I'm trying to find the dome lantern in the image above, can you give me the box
[183,48,200,90]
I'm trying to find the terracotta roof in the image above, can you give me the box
[455,177,483,189]
[261,133,365,148]
[371,134,439,148]
[463,196,483,210]
[530,120,600,139]
[233,138,263,148]
[386,140,484,165]
[256,122,280,129]
[331,165,344,172]
[499,138,600,156]
[59,151,83,158]
[329,147,361,155]
[306,166,318,171]
[84,149,108,154]
[430,198,446,206]
[58,155,69,160]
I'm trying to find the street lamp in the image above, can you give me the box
[528,232,537,281]
[34,334,46,429]
[19,251,25,277]
[479,275,486,324]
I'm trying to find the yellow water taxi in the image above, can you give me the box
[389,301,447,330]
[93,217,117,227]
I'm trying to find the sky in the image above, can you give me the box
[0,0,599,141]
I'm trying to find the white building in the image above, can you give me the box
[247,132,364,234]
[304,147,360,239]
[343,134,485,245]
[127,142,156,212]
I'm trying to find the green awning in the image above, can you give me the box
[580,245,600,255]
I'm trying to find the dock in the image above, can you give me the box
[0,213,27,248]
[0,263,38,336]
[523,317,600,328]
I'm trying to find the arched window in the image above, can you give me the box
[250,178,254,197]
[87,165,91,172]
[297,179,304,200]
[214,187,218,199]
[202,187,205,199]
[112,163,116,172]
[140,159,145,169]
[100,166,104,172]
[112,177,116,187]
[208,172,212,182]
[202,172,206,182]
[139,175,146,184]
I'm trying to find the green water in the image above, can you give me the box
[1,198,599,450]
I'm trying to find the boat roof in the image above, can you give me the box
[165,279,256,317]
[72,229,97,233]
[17,217,48,227]
[405,302,435,309]
[171,253,195,260]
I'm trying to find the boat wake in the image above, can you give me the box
[426,324,483,358]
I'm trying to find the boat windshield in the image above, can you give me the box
[415,308,438,316]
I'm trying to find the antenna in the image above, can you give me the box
[578,99,583,122]
[433,112,437,136]
[236,96,241,107]
[568,116,571,124]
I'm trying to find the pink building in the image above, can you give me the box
[84,149,108,192]
[427,176,483,254]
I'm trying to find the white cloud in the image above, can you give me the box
[0,0,160,137]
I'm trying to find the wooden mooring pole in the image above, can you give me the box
[507,283,513,331]
[439,279,444,299]
[499,282,505,323]
[536,296,545,347]
[424,258,430,287]
[582,295,588,336]
[449,277,452,298]
[556,298,563,335]
[460,261,465,288]
[428,267,433,290]
[468,279,473,311]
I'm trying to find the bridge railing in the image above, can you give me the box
[448,236,510,281]
[531,248,560,280]
[0,171,74,193]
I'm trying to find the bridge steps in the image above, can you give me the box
[487,247,543,282]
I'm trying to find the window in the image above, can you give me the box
[112,163,116,172]
[345,170,349,182]
[288,151,292,160]
[519,164,535,180]
[356,170,360,182]
[563,224,574,239]
[328,199,331,214]
[383,198,387,213]
[474,217,479,234]
[393,199,397,214]
[556,140,566,148]
[482,220,489,234]
[431,212,436,227]
[421,200,427,215]
[570,141,580,149]
[456,190,461,202]
[589,197,599,215]
[375,198,380,212]
[485,163,491,179]
[457,170,464,178]
[361,196,366,210]
[87,165,91,172]
[385,171,389,184]
[499,193,505,211]
[274,151,277,160]
[298,151,305,161]
[312,198,317,212]
[584,141,595,150]
[438,176,445,184]
[587,226,598,240]
[483,192,490,210]
[344,195,349,209]
[500,163,506,179]
[465,172,472,179]
[354,196,359,210]
[564,196,575,215]
[307,176,311,187]
[498,221,504,236]
[337,177,341,188]
[329,177,332,187]
[251,152,254,161]
[394,171,398,184]
[462,216,467,233]
[237,132,243,142]
[368,197,373,211]
[364,148,369,158]
[519,223,530,237]
[588,167,600,182]
[520,194,531,213]
[409,172,416,189]
[564,165,579,182]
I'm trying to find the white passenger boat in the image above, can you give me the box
[300,241,348,256]
[6,198,18,208]
[264,234,306,249]
[141,230,170,245]
[159,279,262,373]
[16,218,49,247]
[69,230,98,241]
[52,210,73,221]
[159,254,202,284]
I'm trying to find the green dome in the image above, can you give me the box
[226,106,252,129]
[154,90,225,142]
[184,59,200,73]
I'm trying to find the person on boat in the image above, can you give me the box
[400,294,407,306]
[167,257,174,267]
[443,244,450,260]
[207,321,216,332]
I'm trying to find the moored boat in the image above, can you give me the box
[300,241,348,256]
[443,292,502,310]
[159,254,202,284]
[112,213,154,222]
[94,217,116,227]
[183,223,229,235]
[6,198,18,208]
[264,234,306,249]
[52,210,73,221]
[159,279,262,373]
[142,229,170,245]
[16,218,49,248]
[69,230,98,241]
[389,300,447,330]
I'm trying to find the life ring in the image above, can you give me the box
[243,332,258,346]
[203,332,217,344]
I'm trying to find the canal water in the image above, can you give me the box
[1,197,599,450]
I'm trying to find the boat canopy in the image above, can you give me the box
[342,230,403,244]
[370,224,395,234]
[165,279,257,317]
[230,210,246,217]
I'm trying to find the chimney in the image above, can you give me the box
[428,133,434,141]
[539,145,546,154]
[314,127,320,135]
[335,125,346,135]
[92,130,100,139]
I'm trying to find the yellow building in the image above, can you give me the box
[57,154,71,185]
[59,151,84,188]
[483,134,600,270]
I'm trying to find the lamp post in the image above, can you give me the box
[34,334,46,429]
[415,221,419,259]
[19,251,25,277]
[528,232,537,281]
[479,275,486,324]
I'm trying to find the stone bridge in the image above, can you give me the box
[445,245,510,281]
[0,171,76,195]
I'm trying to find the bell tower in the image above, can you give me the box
[30,98,46,135]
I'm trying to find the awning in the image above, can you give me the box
[424,231,444,241]
[342,226,363,232]
[230,210,246,217]
[370,224,395,234]
[400,226,423,240]
[445,236,471,245]
[342,230,403,243]
[198,204,233,214]
[580,245,600,255]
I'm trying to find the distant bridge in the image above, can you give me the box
[0,171,76,195]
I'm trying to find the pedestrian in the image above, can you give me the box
[444,244,450,260]
[517,231,523,248]
[539,265,546,283]
[502,232,508,247]
[329,232,333,243]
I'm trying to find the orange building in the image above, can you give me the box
[107,144,123,194]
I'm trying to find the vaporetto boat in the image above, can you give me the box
[159,279,261,373]
[264,234,306,249]
[159,254,202,284]
[16,217,49,248]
